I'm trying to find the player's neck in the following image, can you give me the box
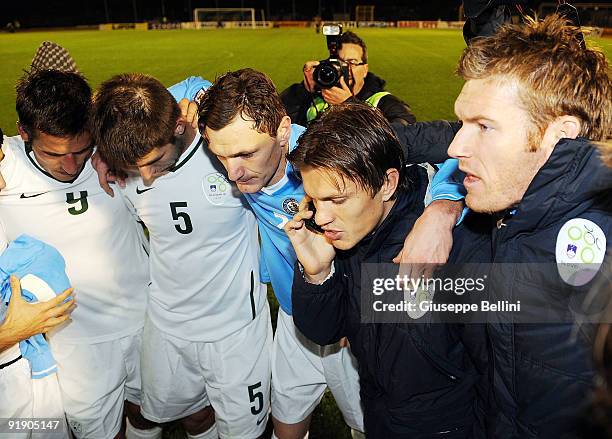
[179,126,197,155]
[267,143,288,187]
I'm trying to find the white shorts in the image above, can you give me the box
[141,302,272,439]
[271,309,364,431]
[0,345,69,438]
[49,330,142,439]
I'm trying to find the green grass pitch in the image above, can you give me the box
[0,27,610,438]
[1,27,609,136]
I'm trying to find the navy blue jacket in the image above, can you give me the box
[292,170,484,438]
[450,138,612,438]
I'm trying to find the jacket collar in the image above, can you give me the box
[499,138,612,237]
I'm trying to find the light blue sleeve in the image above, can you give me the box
[168,76,212,102]
[0,235,72,378]
[429,158,469,224]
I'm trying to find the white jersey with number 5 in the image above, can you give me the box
[121,133,265,341]
[0,136,149,344]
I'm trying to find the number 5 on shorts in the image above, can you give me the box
[248,382,264,415]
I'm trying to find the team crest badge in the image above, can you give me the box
[202,172,230,205]
[282,198,299,216]
[556,218,606,286]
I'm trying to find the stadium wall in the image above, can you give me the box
[99,23,148,30]
[94,20,609,35]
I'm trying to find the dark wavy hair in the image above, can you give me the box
[16,69,91,139]
[288,102,409,197]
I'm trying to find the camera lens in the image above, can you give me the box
[314,62,339,88]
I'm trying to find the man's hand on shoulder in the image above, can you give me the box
[0,276,76,352]
[393,199,463,277]
[178,98,199,130]
[91,152,126,197]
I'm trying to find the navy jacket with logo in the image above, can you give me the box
[449,138,612,438]
[292,169,484,438]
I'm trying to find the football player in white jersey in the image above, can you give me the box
[0,69,152,439]
[90,73,271,439]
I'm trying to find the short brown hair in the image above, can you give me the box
[288,103,409,197]
[198,68,286,137]
[341,31,367,63]
[91,73,179,169]
[458,14,612,142]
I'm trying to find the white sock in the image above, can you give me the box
[126,418,163,439]
[271,432,309,439]
[350,429,365,439]
[186,422,219,439]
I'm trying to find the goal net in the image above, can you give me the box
[193,8,256,28]
[355,5,375,22]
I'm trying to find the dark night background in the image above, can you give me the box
[0,0,609,29]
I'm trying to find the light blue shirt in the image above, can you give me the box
[242,125,306,314]
[0,235,71,378]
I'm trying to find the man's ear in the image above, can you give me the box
[174,119,186,136]
[556,115,581,140]
[540,115,582,157]
[17,123,30,142]
[381,168,400,202]
[276,116,292,147]
[544,115,581,142]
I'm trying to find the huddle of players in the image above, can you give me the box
[1,13,611,439]
[0,46,465,439]
[0,54,438,439]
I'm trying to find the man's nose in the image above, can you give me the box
[448,126,471,159]
[226,159,245,182]
[61,154,79,175]
[314,202,333,227]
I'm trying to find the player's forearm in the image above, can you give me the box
[0,324,23,352]
[0,311,45,352]
[423,199,463,227]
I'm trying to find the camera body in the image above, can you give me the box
[313,24,350,90]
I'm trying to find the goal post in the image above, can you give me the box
[193,8,256,28]
[355,5,375,22]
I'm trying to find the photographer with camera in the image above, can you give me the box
[281,26,416,127]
